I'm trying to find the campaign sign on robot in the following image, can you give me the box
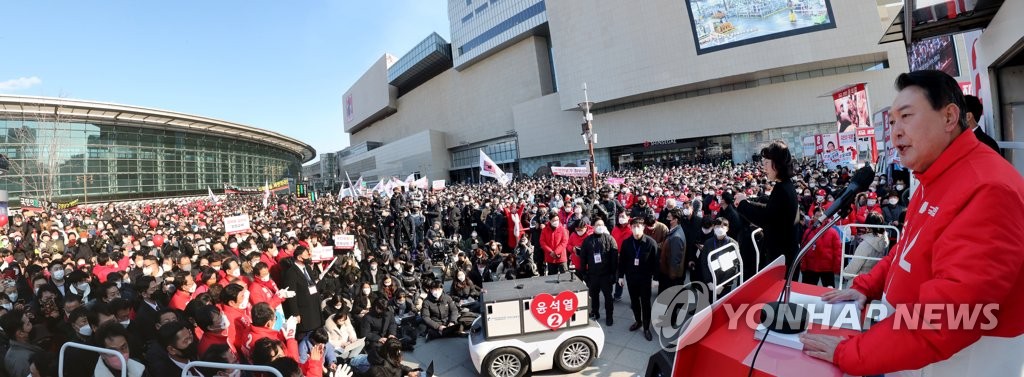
[530,291,579,330]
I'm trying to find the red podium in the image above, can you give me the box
[667,258,859,377]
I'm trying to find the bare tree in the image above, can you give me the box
[3,99,72,204]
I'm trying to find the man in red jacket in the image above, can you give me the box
[799,209,841,288]
[540,214,569,275]
[802,71,1024,376]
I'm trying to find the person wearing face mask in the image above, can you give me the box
[659,208,688,294]
[93,321,147,377]
[579,219,619,326]
[168,272,197,311]
[734,141,801,272]
[451,270,482,313]
[806,189,832,219]
[567,218,594,278]
[799,209,842,288]
[361,260,386,291]
[540,214,570,275]
[618,217,659,341]
[467,257,494,289]
[147,321,200,377]
[420,281,462,342]
[281,246,323,338]
[195,305,237,358]
[693,218,739,287]
[217,283,254,353]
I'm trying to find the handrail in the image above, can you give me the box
[838,223,901,288]
[750,228,763,271]
[706,242,743,302]
[182,361,284,377]
[60,341,127,377]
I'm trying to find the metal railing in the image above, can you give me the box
[750,228,763,270]
[60,342,127,377]
[838,224,901,288]
[707,242,744,302]
[182,361,284,377]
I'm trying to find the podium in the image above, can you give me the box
[653,257,860,377]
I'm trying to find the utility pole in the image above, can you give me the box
[578,83,598,188]
[75,174,93,203]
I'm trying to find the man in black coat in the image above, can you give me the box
[420,281,461,342]
[281,247,323,335]
[618,218,660,341]
[132,276,162,344]
[579,219,618,326]
[360,297,398,345]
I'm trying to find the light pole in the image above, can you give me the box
[578,83,598,188]
[75,174,94,203]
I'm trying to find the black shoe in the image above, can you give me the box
[424,333,434,343]
[591,313,600,320]
[606,317,613,327]
[644,330,653,341]
[629,322,641,332]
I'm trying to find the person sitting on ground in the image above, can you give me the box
[420,281,462,342]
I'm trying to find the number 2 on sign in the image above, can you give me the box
[547,314,564,328]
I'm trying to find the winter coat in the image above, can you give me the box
[843,233,888,277]
[540,224,570,264]
[799,225,841,273]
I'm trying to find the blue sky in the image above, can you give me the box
[0,0,450,164]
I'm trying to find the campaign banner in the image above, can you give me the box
[802,136,817,158]
[223,214,251,235]
[334,234,355,250]
[413,177,429,190]
[0,190,8,229]
[817,132,857,169]
[550,166,590,177]
[606,177,625,185]
[833,83,872,133]
[431,180,446,191]
[312,246,334,261]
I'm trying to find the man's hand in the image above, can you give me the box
[310,343,326,361]
[733,193,747,207]
[378,337,388,344]
[799,333,845,363]
[821,288,867,307]
[617,278,625,287]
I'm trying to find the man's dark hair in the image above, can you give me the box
[309,327,330,345]
[895,70,968,131]
[134,275,156,297]
[629,217,645,227]
[251,302,275,328]
[219,283,244,306]
[157,321,189,350]
[0,309,26,338]
[252,337,284,366]
[268,355,302,377]
[95,321,130,348]
[68,307,98,328]
[28,351,59,377]
[194,305,222,332]
[964,94,983,122]
[713,217,731,228]
[760,140,795,180]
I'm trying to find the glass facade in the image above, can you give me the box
[0,117,303,206]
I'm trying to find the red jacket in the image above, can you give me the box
[799,225,841,273]
[540,224,569,264]
[567,226,593,270]
[611,224,632,249]
[93,256,131,283]
[169,289,192,311]
[198,330,236,359]
[834,131,1024,375]
[651,196,667,213]
[244,325,298,363]
[617,193,635,209]
[249,278,284,310]
[218,304,252,354]
[503,205,526,248]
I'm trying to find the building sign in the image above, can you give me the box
[643,139,680,148]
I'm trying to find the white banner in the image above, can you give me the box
[550,166,590,177]
[413,177,429,189]
[312,245,334,261]
[431,180,446,191]
[333,234,355,250]
[223,214,251,235]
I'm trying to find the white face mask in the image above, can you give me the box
[230,269,241,277]
[52,270,65,281]
[889,198,899,205]
[220,314,230,331]
[576,229,586,236]
[618,218,628,225]
[259,275,271,282]
[432,290,443,299]
[714,227,727,238]
[1,303,11,311]
[78,324,93,336]
[238,291,250,310]
[119,319,131,328]
[142,267,153,276]
[594,226,608,235]
[457,275,466,282]
[362,288,371,295]
[682,208,692,217]
[188,283,197,293]
[384,281,392,287]
[867,200,876,207]
[816,196,825,203]
[631,227,644,238]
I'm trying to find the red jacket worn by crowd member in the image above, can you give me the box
[835,131,1024,376]
[168,289,192,311]
[799,224,841,273]
[611,224,632,249]
[197,328,236,358]
[249,277,285,310]
[243,325,298,364]
[540,223,569,264]
[218,303,252,354]
[567,226,594,270]
[503,204,526,248]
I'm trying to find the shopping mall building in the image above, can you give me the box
[337,0,1020,183]
[0,95,314,206]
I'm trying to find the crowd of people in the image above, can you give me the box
[0,150,911,377]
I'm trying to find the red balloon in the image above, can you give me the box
[152,234,164,247]
[148,219,158,229]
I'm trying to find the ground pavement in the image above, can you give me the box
[398,283,665,377]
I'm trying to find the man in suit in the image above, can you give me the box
[579,219,618,326]
[131,276,161,344]
[281,246,323,338]
[659,208,687,294]
[618,217,660,341]
[964,95,1000,153]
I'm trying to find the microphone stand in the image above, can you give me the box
[760,211,848,334]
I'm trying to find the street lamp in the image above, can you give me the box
[577,83,598,188]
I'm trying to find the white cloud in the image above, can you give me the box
[0,76,42,91]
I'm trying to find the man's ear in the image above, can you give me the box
[944,103,962,132]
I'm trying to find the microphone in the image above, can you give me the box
[821,166,876,220]
[759,165,875,334]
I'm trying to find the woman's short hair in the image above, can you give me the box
[760,141,795,180]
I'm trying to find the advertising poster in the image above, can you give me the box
[817,132,857,169]
[683,0,836,54]
[833,83,872,133]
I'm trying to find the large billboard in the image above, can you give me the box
[833,83,872,133]
[908,35,960,78]
[683,0,836,54]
